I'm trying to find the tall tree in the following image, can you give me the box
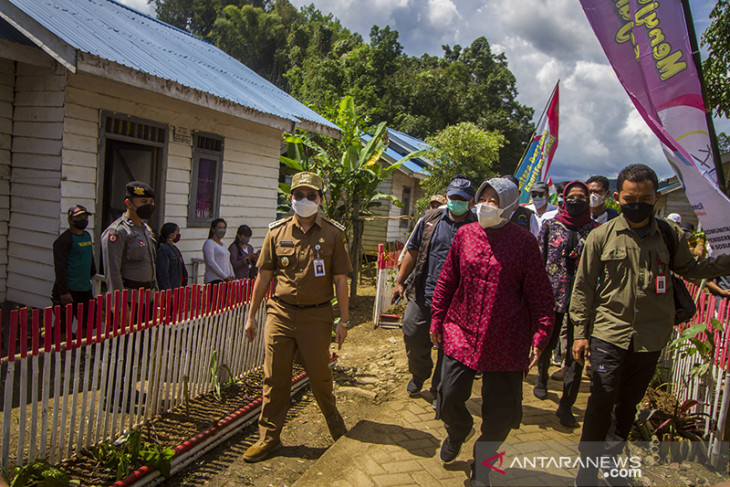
[702,0,730,118]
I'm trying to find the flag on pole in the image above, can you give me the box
[579,0,730,255]
[514,82,560,203]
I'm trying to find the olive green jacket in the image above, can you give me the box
[570,215,730,352]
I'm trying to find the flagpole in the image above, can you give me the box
[513,80,559,180]
[681,0,727,196]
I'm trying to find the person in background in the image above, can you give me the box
[430,177,554,485]
[156,222,188,291]
[230,224,258,280]
[681,221,708,259]
[536,182,599,428]
[525,181,558,231]
[571,164,730,485]
[203,218,235,285]
[503,175,539,237]
[586,175,619,224]
[666,213,682,224]
[429,195,446,210]
[391,176,477,400]
[52,205,96,336]
[102,181,157,297]
[554,181,567,207]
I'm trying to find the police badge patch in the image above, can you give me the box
[281,256,290,267]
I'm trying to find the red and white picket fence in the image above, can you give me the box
[0,279,267,469]
[373,244,403,329]
[668,281,730,459]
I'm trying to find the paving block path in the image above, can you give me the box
[293,370,589,487]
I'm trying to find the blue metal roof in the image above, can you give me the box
[362,128,431,176]
[4,0,337,133]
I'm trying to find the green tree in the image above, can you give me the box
[718,131,729,154]
[420,122,505,209]
[281,97,423,297]
[702,0,730,118]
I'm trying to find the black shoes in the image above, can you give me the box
[439,427,475,463]
[406,378,423,396]
[556,406,579,427]
[533,382,548,400]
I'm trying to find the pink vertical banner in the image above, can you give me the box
[580,0,730,254]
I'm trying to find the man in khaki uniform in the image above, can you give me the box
[243,171,353,462]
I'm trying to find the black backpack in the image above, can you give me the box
[657,219,697,325]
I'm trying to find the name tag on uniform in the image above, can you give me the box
[655,273,667,294]
[313,259,326,277]
[279,241,294,247]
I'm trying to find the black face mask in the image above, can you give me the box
[134,203,155,220]
[565,200,588,217]
[620,202,654,223]
[72,219,88,230]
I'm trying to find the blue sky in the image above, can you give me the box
[121,0,727,183]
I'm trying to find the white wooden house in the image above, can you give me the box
[0,0,338,308]
[360,129,430,255]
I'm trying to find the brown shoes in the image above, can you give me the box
[243,438,282,463]
[327,412,347,441]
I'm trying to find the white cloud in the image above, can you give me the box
[114,0,727,182]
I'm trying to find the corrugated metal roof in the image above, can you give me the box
[362,129,431,176]
[4,0,337,133]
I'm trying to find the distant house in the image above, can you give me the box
[0,0,337,308]
[655,154,730,229]
[361,129,430,255]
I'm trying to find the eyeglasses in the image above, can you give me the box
[293,191,318,201]
[530,192,545,198]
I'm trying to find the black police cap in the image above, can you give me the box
[126,181,155,199]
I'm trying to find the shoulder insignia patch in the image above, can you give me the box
[109,233,118,243]
[323,218,346,232]
[269,216,292,229]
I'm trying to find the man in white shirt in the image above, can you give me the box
[525,181,558,231]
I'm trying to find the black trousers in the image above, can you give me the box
[536,311,563,388]
[559,313,583,411]
[576,338,660,486]
[438,354,522,460]
[402,300,442,393]
[51,289,94,338]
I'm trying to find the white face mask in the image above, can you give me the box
[291,197,320,218]
[532,196,547,208]
[590,193,606,208]
[476,203,504,228]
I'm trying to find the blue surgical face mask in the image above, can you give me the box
[447,198,469,216]
[532,196,547,208]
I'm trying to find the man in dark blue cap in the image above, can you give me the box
[391,175,476,402]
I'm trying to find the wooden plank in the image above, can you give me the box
[0,39,54,69]
[65,103,98,123]
[165,168,189,184]
[6,265,54,290]
[167,155,191,172]
[9,194,59,216]
[62,148,97,168]
[61,164,97,184]
[0,117,12,134]
[9,212,58,233]
[60,180,95,200]
[62,133,98,154]
[11,171,60,189]
[0,102,10,119]
[12,137,62,156]
[0,134,9,151]
[14,74,66,92]
[219,194,277,209]
[14,90,65,108]
[164,181,188,196]
[13,153,61,171]
[0,85,12,102]
[64,117,99,137]
[219,174,278,193]
[14,106,65,123]
[167,142,192,159]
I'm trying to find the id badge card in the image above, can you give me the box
[313,259,326,277]
[655,273,667,294]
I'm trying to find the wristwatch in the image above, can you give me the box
[340,320,351,328]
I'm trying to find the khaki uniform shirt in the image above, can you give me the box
[570,215,730,352]
[257,214,353,306]
[101,214,156,295]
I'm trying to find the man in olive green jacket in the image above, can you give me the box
[570,164,730,486]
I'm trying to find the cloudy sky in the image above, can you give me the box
[121,0,726,182]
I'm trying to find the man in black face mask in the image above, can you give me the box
[52,205,97,337]
[570,164,730,486]
[102,181,157,298]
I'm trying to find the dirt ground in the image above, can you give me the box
[164,270,413,487]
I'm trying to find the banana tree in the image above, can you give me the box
[280,96,424,297]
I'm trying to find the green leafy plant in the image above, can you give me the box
[92,430,142,481]
[210,350,238,401]
[139,443,175,478]
[668,318,724,379]
[4,460,80,487]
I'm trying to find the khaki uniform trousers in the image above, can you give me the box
[258,299,337,443]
